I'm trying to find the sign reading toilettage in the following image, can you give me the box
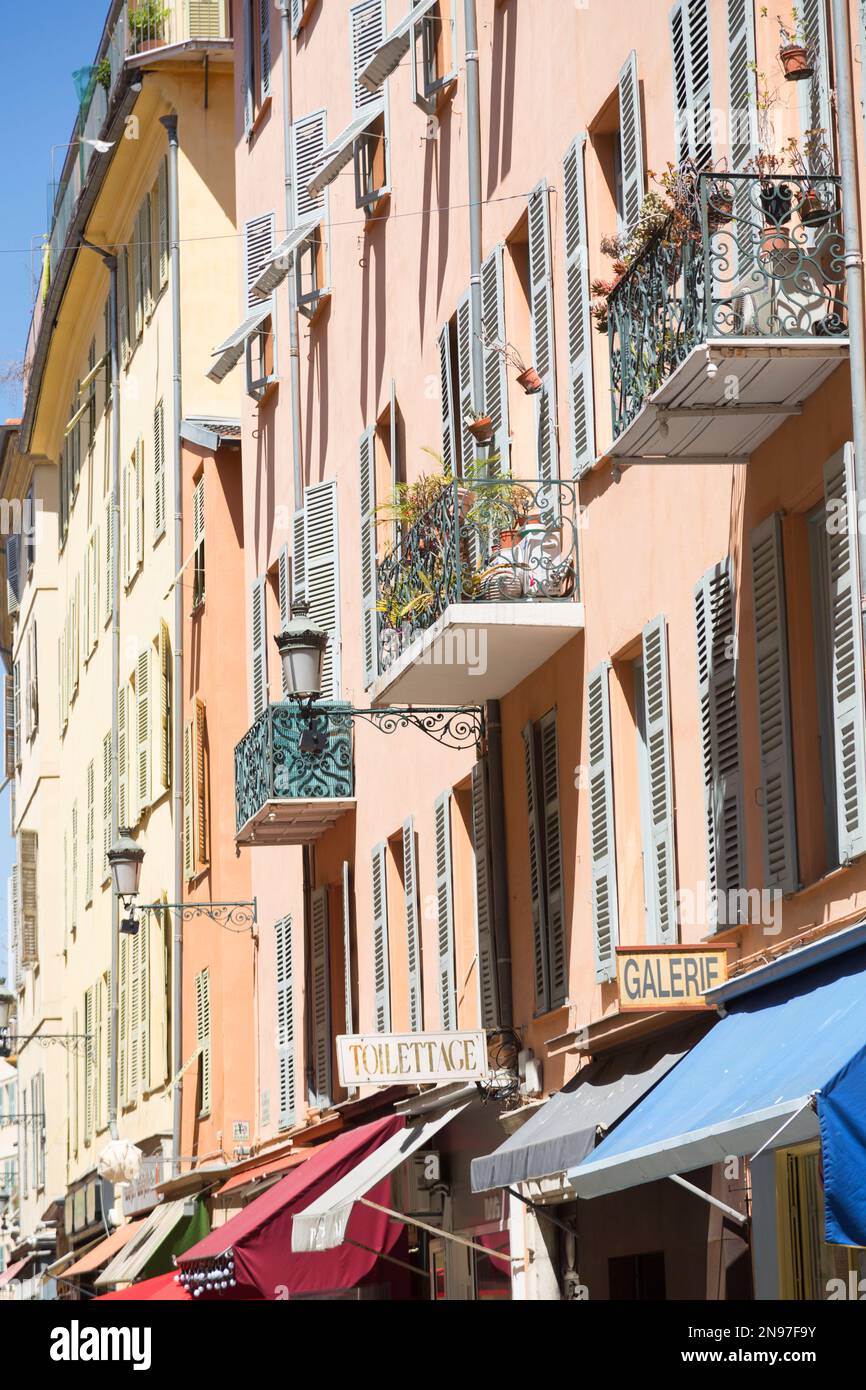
[337,1031,489,1087]
[616,944,731,1011]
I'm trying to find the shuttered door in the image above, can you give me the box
[84,986,95,1141]
[86,759,95,904]
[642,617,679,940]
[671,0,713,168]
[823,445,866,862]
[371,842,391,1032]
[195,968,212,1116]
[118,935,129,1106]
[539,710,566,1004]
[750,515,798,892]
[480,244,510,472]
[250,576,268,719]
[292,109,328,225]
[310,886,332,1107]
[402,818,423,1032]
[159,621,171,790]
[471,760,498,1029]
[305,480,340,698]
[521,721,549,1009]
[434,792,457,1029]
[438,324,457,477]
[618,51,645,236]
[275,914,296,1128]
[587,664,619,981]
[562,134,595,480]
[528,182,559,482]
[359,428,378,687]
[694,558,745,919]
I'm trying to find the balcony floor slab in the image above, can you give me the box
[370,601,585,706]
[606,337,849,465]
[236,798,356,847]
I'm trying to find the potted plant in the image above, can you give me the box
[464,409,495,445]
[128,1,169,54]
[95,57,112,92]
[479,327,542,394]
[767,6,816,81]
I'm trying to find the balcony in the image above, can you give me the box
[125,0,231,60]
[606,173,849,465]
[370,477,584,706]
[234,703,355,846]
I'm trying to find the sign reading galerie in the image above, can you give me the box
[616,945,731,1011]
[337,1031,489,1087]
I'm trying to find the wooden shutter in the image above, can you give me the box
[727,0,757,272]
[275,914,296,1127]
[642,617,679,939]
[153,401,166,540]
[102,730,112,881]
[128,927,141,1099]
[587,664,619,981]
[183,719,195,880]
[119,934,129,1106]
[292,507,307,601]
[71,802,79,932]
[371,841,391,1032]
[89,531,99,652]
[158,156,169,286]
[824,445,866,862]
[359,428,378,687]
[562,134,595,479]
[292,109,327,224]
[278,543,291,694]
[159,620,171,790]
[133,207,144,338]
[250,576,268,719]
[799,0,833,169]
[670,0,713,168]
[539,710,566,1004]
[351,0,386,111]
[84,986,95,1140]
[136,646,152,812]
[304,480,340,698]
[480,244,510,471]
[471,759,498,1029]
[259,0,271,99]
[341,861,354,1032]
[195,697,207,865]
[434,792,457,1029]
[195,968,211,1115]
[19,830,38,965]
[117,683,129,828]
[135,438,144,569]
[527,182,559,481]
[6,534,19,616]
[243,0,255,134]
[86,759,95,904]
[244,213,275,311]
[291,0,304,34]
[104,496,113,626]
[522,721,549,1009]
[750,516,798,892]
[694,558,745,918]
[118,245,130,362]
[310,886,332,1107]
[4,675,14,779]
[456,291,476,469]
[438,324,457,477]
[618,50,645,235]
[402,818,423,1032]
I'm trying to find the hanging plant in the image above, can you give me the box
[764,6,816,80]
[479,325,542,394]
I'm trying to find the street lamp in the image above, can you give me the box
[275,598,329,703]
[108,839,257,934]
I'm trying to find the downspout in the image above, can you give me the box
[278,2,304,512]
[484,701,512,1027]
[463,0,484,419]
[830,0,866,615]
[107,254,121,1141]
[160,113,184,1176]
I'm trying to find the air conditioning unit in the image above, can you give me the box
[403,1150,447,1221]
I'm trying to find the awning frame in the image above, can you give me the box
[307,99,385,200]
[359,0,438,91]
[207,304,272,383]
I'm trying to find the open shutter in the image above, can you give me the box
[195,969,211,1115]
[310,886,332,1107]
[471,759,498,1029]
[259,0,271,99]
[4,675,15,778]
[694,558,744,919]
[402,818,423,1032]
[438,324,457,477]
[244,213,275,311]
[371,841,391,1032]
[750,515,798,893]
[136,647,151,812]
[563,134,595,479]
[456,291,476,470]
[351,0,386,111]
[341,862,354,1033]
[137,913,150,1094]
[277,543,290,693]
[618,50,645,235]
[587,664,619,981]
[671,0,713,168]
[539,710,566,1004]
[799,0,833,170]
[159,620,170,790]
[292,508,307,602]
[243,0,255,134]
[824,445,866,862]
[305,480,340,698]
[102,730,112,881]
[86,759,95,904]
[642,617,679,939]
[6,534,19,616]
[20,830,38,965]
[84,987,95,1140]
[292,109,327,224]
[275,914,296,1128]
[359,428,378,687]
[117,684,129,828]
[480,244,510,471]
[195,698,207,864]
[158,157,169,287]
[104,496,113,626]
[291,0,304,34]
[527,182,559,482]
[118,936,129,1106]
[727,0,757,271]
[434,792,457,1029]
[183,720,194,880]
[135,438,144,570]
[250,576,268,719]
[521,722,549,1009]
[128,929,141,1099]
[153,401,166,541]
[118,246,129,361]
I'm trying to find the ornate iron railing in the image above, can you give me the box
[234,702,354,832]
[608,173,846,437]
[376,476,579,673]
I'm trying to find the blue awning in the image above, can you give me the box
[569,941,866,1245]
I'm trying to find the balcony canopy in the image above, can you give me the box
[251,215,323,297]
[207,305,271,383]
[308,99,385,199]
[359,0,438,90]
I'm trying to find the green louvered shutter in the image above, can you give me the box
[727,0,757,274]
[642,616,679,940]
[528,181,559,482]
[341,862,356,1096]
[434,792,457,1029]
[118,935,129,1106]
[480,244,510,471]
[102,730,111,882]
[402,818,423,1032]
[539,710,566,1004]
[456,290,476,470]
[371,841,391,1032]
[750,515,798,892]
[359,428,378,687]
[84,986,95,1141]
[438,324,457,477]
[588,664,619,980]
[117,684,129,829]
[310,886,332,1107]
[275,914,296,1128]
[471,759,498,1029]
[522,721,549,1009]
[292,508,306,602]
[671,0,713,168]
[153,400,166,541]
[250,576,268,719]
[85,759,95,905]
[563,133,595,479]
[195,968,211,1115]
[136,646,151,812]
[305,480,340,698]
[824,445,866,863]
[799,0,833,171]
[259,0,271,99]
[618,50,645,236]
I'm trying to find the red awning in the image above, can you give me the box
[176,1114,405,1299]
[216,1148,310,1197]
[96,1272,192,1301]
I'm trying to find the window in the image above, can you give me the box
[243,214,277,399]
[243,0,271,135]
[522,711,566,1011]
[152,157,169,292]
[354,108,390,212]
[102,730,111,884]
[24,620,37,740]
[412,0,457,109]
[195,968,211,1117]
[85,758,95,906]
[291,110,330,318]
[587,665,619,980]
[633,618,678,943]
[192,474,205,609]
[122,439,144,587]
[350,1,390,215]
[18,829,38,968]
[249,576,269,720]
[400,819,423,1032]
[472,758,499,1029]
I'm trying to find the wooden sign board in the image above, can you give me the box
[616,944,730,1011]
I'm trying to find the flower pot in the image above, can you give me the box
[800,190,827,226]
[498,529,520,549]
[516,366,543,395]
[780,44,814,81]
[760,180,793,226]
[707,198,733,231]
[467,416,494,444]
[760,225,789,257]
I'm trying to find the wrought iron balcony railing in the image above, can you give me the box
[234,702,354,834]
[376,476,579,674]
[608,172,847,438]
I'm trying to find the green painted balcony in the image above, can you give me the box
[234,702,355,846]
[606,173,849,465]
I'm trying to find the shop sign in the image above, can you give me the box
[121,1155,166,1218]
[616,945,731,1011]
[337,1031,489,1087]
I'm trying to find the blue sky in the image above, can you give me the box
[0,0,108,977]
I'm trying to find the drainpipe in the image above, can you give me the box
[160,113,184,1176]
[830,0,866,618]
[278,2,304,512]
[463,0,484,418]
[484,700,512,1027]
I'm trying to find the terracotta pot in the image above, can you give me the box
[707,198,733,231]
[760,225,789,257]
[498,529,520,549]
[467,416,494,444]
[800,191,827,227]
[516,366,543,395]
[780,44,814,81]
